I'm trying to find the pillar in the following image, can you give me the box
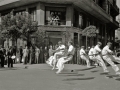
[78,33,80,46]
[37,2,45,25]
[105,24,107,45]
[66,6,73,26]
[0,13,1,24]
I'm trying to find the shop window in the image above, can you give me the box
[45,7,66,26]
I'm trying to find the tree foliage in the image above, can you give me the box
[82,25,98,37]
[0,10,38,46]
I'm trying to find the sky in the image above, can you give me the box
[117,0,120,8]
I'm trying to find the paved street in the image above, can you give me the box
[0,64,120,90]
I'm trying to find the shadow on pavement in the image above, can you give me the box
[115,78,120,81]
[59,74,85,76]
[91,70,99,73]
[100,72,109,75]
[63,77,95,81]
[0,67,20,71]
[106,75,120,79]
[75,66,96,71]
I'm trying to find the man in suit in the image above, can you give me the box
[7,47,13,68]
[0,47,5,68]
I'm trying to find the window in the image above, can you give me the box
[29,7,36,21]
[79,14,83,28]
[45,7,66,26]
[14,10,26,15]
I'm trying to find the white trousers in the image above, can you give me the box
[103,55,119,72]
[95,55,107,71]
[56,55,73,73]
[80,55,90,67]
[89,56,96,61]
[46,56,54,66]
[113,55,120,64]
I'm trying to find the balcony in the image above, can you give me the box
[38,25,82,34]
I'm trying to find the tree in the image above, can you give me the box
[82,25,98,49]
[0,10,38,48]
[31,29,46,47]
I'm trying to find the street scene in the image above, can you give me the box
[0,0,120,90]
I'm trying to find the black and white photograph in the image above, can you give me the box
[0,0,120,90]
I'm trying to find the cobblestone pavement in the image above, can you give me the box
[0,64,120,90]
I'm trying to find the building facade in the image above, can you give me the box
[0,0,119,48]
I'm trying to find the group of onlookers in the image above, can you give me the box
[0,44,61,67]
[19,45,60,65]
[0,46,16,68]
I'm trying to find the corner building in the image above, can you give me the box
[0,0,119,48]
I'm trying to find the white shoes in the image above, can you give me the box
[56,71,61,74]
[116,72,120,75]
[104,70,109,73]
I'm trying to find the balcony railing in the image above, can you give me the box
[38,25,82,34]
[45,20,66,26]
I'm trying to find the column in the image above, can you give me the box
[105,24,107,45]
[66,6,73,26]
[0,13,1,25]
[37,2,45,25]
[26,7,29,15]
[78,33,80,46]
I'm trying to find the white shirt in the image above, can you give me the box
[56,45,65,52]
[80,49,86,56]
[93,45,101,54]
[88,48,94,55]
[68,45,74,52]
[68,45,75,55]
[102,45,112,55]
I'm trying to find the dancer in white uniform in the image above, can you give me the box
[56,41,75,74]
[94,42,109,73]
[88,46,98,67]
[52,41,65,70]
[80,46,90,68]
[102,42,120,75]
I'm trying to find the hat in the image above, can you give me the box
[107,42,112,45]
[97,42,102,45]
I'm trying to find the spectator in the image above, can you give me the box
[35,46,40,64]
[0,47,5,68]
[44,46,48,63]
[49,45,54,57]
[19,46,23,63]
[7,47,13,68]
[29,46,33,64]
[23,46,29,65]
[39,46,44,63]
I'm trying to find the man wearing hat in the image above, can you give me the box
[52,41,65,70]
[102,42,120,75]
[80,46,90,68]
[94,42,108,72]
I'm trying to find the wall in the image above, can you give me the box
[66,6,73,26]
[37,2,45,25]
